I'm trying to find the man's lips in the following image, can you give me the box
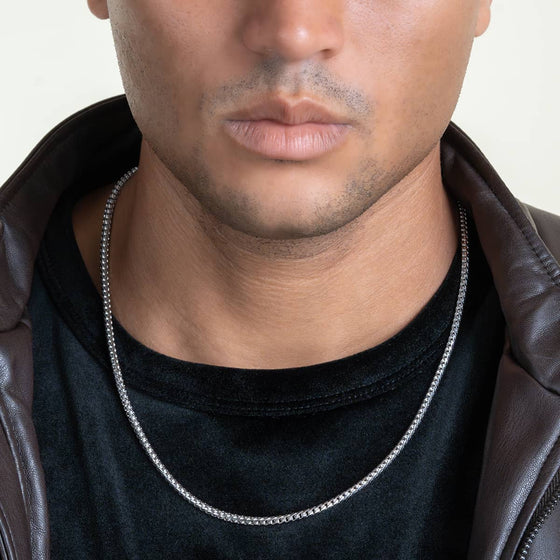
[223,98,352,160]
[223,120,351,160]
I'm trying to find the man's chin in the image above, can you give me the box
[203,200,371,243]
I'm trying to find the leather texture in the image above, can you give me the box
[0,96,558,560]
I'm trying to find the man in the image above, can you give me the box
[1,0,559,558]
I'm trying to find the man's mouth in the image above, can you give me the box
[223,97,352,160]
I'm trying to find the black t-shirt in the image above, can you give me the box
[30,182,505,559]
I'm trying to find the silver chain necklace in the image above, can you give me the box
[100,166,469,526]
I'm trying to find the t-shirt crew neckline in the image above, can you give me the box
[37,180,462,417]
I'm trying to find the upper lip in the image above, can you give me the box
[226,98,349,126]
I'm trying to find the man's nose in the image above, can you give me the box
[240,0,344,62]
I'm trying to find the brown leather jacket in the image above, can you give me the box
[0,96,559,560]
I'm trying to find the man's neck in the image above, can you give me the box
[73,142,458,369]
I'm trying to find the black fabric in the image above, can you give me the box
[30,180,505,559]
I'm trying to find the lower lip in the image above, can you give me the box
[223,120,351,160]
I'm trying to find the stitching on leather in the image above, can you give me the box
[449,128,560,289]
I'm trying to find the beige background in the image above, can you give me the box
[1,1,558,213]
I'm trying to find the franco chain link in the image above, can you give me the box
[100,166,469,525]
